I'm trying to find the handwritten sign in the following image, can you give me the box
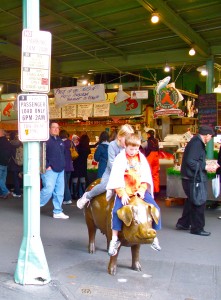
[77,103,93,119]
[94,103,110,117]
[54,84,105,107]
[62,105,77,118]
[198,93,217,128]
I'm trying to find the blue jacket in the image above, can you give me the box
[46,135,65,172]
[94,142,109,178]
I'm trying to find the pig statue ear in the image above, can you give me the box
[148,204,160,225]
[117,205,133,227]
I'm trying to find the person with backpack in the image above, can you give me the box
[8,131,23,197]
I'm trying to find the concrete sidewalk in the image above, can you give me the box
[0,192,221,300]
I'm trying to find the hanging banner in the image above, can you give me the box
[54,84,105,107]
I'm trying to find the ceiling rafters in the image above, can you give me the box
[53,35,122,76]
[58,0,116,34]
[137,0,210,57]
[41,5,126,59]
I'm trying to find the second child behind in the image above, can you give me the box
[94,131,109,179]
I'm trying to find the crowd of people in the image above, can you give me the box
[1,123,220,257]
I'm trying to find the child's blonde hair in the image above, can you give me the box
[117,124,134,138]
[125,133,141,147]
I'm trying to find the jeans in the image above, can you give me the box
[87,168,110,199]
[177,179,206,232]
[40,169,64,214]
[12,171,22,195]
[0,165,9,196]
[64,171,72,202]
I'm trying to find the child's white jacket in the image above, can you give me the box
[106,149,154,198]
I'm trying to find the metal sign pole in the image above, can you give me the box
[14,0,51,285]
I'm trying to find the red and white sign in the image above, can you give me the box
[21,29,51,93]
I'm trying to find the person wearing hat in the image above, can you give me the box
[143,130,160,194]
[176,125,215,236]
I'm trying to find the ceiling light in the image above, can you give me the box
[164,64,170,72]
[201,70,208,76]
[151,13,159,24]
[197,65,207,76]
[189,48,196,56]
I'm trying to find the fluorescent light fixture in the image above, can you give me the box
[151,13,159,24]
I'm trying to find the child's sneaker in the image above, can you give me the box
[77,192,90,209]
[151,237,161,251]
[108,239,121,256]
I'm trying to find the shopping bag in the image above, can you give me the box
[189,163,207,206]
[212,175,220,198]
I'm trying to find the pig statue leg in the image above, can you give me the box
[108,246,121,275]
[131,244,141,271]
[85,215,97,254]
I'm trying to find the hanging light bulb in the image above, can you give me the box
[151,12,159,24]
[189,48,196,56]
[164,64,170,72]
[197,65,207,76]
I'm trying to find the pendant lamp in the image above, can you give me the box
[115,85,130,104]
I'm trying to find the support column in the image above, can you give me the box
[14,0,51,285]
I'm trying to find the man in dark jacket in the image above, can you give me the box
[0,129,12,198]
[40,122,69,219]
[176,125,215,236]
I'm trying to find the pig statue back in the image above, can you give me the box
[84,179,160,275]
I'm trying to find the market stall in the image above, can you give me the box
[166,164,220,201]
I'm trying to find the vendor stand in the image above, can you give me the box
[166,165,221,202]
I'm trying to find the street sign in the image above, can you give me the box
[17,94,49,142]
[21,29,51,93]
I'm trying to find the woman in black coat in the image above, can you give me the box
[71,134,91,198]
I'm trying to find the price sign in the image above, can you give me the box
[18,94,49,141]
[21,29,51,93]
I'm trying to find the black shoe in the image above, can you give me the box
[176,223,189,230]
[190,230,211,236]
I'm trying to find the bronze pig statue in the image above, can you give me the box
[84,180,160,275]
